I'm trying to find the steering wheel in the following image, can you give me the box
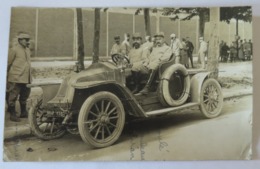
[111,53,130,66]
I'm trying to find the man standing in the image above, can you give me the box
[138,32,172,94]
[128,32,150,93]
[7,32,32,122]
[185,37,194,68]
[198,37,208,69]
[110,35,122,56]
[142,35,153,52]
[169,33,183,63]
[121,33,131,56]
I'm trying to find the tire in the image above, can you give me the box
[200,78,223,118]
[78,91,125,148]
[158,64,190,106]
[28,99,66,140]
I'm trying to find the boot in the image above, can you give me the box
[9,105,21,122]
[20,103,28,118]
[138,70,157,95]
[131,71,141,94]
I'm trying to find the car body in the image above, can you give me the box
[28,59,223,148]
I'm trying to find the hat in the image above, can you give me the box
[170,33,176,38]
[154,32,165,38]
[17,33,30,39]
[114,35,120,40]
[132,32,142,38]
[199,37,204,40]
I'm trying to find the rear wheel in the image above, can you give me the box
[78,91,125,148]
[200,78,223,118]
[28,99,66,140]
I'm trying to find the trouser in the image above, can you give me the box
[7,82,31,107]
[199,53,206,69]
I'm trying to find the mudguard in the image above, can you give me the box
[73,81,147,118]
[190,72,210,103]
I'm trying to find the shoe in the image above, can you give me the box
[9,106,21,122]
[20,103,28,118]
[138,69,157,95]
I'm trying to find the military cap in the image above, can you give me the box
[199,37,204,40]
[17,33,30,39]
[154,32,165,38]
[132,32,142,38]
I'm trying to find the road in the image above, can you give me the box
[4,96,252,161]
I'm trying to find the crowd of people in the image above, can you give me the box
[110,32,208,94]
[219,39,253,63]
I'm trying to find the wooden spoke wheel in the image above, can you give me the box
[28,99,66,140]
[78,92,125,148]
[200,78,223,118]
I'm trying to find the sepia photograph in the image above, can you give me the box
[3,6,253,161]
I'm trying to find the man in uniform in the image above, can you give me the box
[186,37,194,68]
[198,37,208,69]
[128,32,150,93]
[138,32,172,94]
[121,33,131,56]
[7,32,32,122]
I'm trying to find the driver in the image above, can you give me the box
[128,32,150,94]
[138,32,172,94]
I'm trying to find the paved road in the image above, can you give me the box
[4,96,252,161]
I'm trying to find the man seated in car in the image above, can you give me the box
[128,32,150,94]
[137,32,172,94]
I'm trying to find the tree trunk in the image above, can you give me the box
[76,8,85,70]
[93,8,101,63]
[236,17,239,60]
[207,7,220,79]
[144,8,151,36]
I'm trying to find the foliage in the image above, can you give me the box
[161,8,209,21]
[220,6,252,23]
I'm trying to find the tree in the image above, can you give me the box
[135,8,153,36]
[76,8,85,70]
[92,8,101,63]
[220,6,252,36]
[220,7,252,59]
[162,8,209,37]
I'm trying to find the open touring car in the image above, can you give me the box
[28,55,223,148]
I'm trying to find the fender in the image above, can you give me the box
[190,72,210,103]
[72,81,147,118]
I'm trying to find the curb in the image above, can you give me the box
[223,90,252,100]
[4,90,253,141]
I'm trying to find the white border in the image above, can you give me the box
[0,0,259,169]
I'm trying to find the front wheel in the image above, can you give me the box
[78,91,125,148]
[200,78,223,118]
[28,99,66,140]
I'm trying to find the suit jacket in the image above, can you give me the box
[7,44,32,83]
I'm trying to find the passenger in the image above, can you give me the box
[128,32,150,93]
[138,32,172,94]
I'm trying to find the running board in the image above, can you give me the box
[146,102,200,117]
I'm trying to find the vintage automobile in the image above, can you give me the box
[28,54,223,148]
